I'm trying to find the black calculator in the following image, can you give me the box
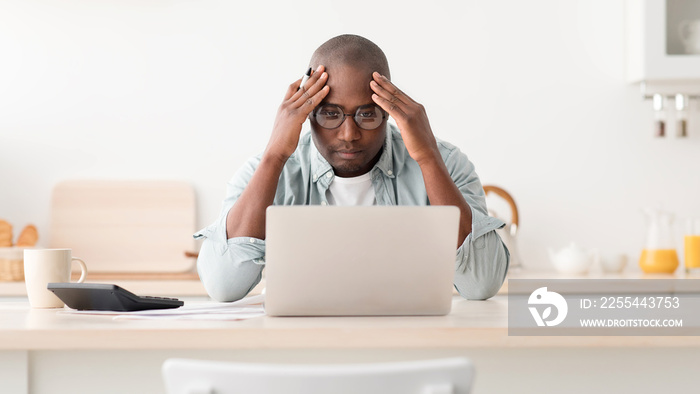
[47,283,184,312]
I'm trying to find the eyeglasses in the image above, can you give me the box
[311,104,386,130]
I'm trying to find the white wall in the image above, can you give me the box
[2,0,699,271]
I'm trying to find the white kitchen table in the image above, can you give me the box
[1,292,699,394]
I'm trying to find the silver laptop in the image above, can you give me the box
[264,206,459,316]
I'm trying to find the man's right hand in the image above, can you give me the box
[227,66,329,240]
[264,65,329,163]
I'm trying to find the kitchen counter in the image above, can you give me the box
[1,293,699,394]
[1,295,699,350]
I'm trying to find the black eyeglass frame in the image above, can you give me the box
[310,104,387,130]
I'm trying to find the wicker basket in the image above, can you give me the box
[0,247,25,281]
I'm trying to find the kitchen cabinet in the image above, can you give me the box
[626,0,700,83]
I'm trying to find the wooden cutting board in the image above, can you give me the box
[50,180,196,273]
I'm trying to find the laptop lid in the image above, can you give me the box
[264,206,460,317]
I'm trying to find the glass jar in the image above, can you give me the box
[639,209,679,273]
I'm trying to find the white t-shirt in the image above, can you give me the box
[326,172,376,206]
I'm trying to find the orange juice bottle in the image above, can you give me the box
[639,209,678,274]
[685,236,700,271]
[685,218,700,274]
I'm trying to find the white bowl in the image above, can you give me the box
[600,254,628,273]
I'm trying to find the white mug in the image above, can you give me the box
[23,249,88,308]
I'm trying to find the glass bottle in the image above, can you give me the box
[653,94,666,138]
[675,94,688,138]
[685,218,700,274]
[639,209,679,273]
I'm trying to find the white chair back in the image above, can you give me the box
[162,357,474,394]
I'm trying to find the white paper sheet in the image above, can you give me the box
[58,294,266,321]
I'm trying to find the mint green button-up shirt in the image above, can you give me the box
[195,125,509,302]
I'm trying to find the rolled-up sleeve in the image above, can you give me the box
[194,155,267,302]
[442,142,510,300]
[454,208,510,300]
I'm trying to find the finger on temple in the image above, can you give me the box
[292,71,327,108]
[299,85,330,114]
[372,93,405,119]
[370,79,407,110]
[290,65,325,102]
[375,72,418,106]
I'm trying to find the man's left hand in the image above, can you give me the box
[370,72,440,166]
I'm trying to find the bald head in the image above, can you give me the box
[310,34,390,80]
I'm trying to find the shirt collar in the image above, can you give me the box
[310,138,333,183]
[373,124,396,178]
[310,124,396,183]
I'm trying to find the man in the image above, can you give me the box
[195,34,509,302]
